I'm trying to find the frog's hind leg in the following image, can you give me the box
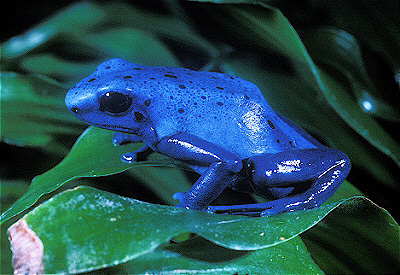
[207,147,351,216]
[155,132,243,211]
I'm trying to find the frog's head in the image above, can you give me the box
[65,59,149,134]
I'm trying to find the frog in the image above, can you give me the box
[65,58,351,216]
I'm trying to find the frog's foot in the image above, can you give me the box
[113,132,142,146]
[172,192,186,206]
[121,144,153,163]
[208,148,351,217]
[207,202,279,217]
[209,179,341,216]
[207,197,300,217]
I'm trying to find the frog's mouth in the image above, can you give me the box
[69,109,134,133]
[91,122,136,134]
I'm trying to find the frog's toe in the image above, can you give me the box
[173,192,211,211]
[173,192,186,202]
[206,198,298,217]
[121,152,137,163]
[260,202,288,216]
[120,145,153,163]
[207,203,271,217]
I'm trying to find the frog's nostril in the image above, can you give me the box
[70,107,79,113]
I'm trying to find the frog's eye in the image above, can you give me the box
[99,92,132,114]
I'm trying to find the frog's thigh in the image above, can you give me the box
[156,133,242,210]
[248,148,344,188]
[209,147,351,216]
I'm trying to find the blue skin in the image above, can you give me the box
[65,58,351,216]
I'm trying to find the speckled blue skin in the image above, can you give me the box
[65,58,351,216]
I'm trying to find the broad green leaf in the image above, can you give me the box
[11,186,372,274]
[0,181,29,202]
[0,127,185,225]
[318,67,400,164]
[118,236,321,274]
[0,72,84,147]
[19,28,181,86]
[0,2,106,59]
[20,54,100,85]
[300,27,400,122]
[83,28,180,68]
[312,0,400,71]
[303,196,400,274]
[10,186,398,274]
[103,2,219,61]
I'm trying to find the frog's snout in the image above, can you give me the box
[65,91,80,114]
[69,106,79,114]
[65,88,96,116]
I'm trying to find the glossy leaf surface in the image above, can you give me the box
[16,186,398,274]
[0,127,185,225]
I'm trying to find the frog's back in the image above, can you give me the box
[133,65,316,158]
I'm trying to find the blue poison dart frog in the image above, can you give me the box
[65,58,350,216]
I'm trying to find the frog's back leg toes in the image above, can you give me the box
[208,148,351,216]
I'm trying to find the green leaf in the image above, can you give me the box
[0,72,83,147]
[119,235,321,274]
[10,186,353,273]
[103,2,219,59]
[0,127,186,225]
[0,181,30,275]
[300,27,400,122]
[83,28,180,67]
[313,0,400,71]
[0,2,106,59]
[318,67,400,165]
[303,196,400,274]
[126,167,192,205]
[20,55,100,85]
[10,186,397,274]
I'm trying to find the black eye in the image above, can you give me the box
[99,92,132,114]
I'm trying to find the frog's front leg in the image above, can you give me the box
[155,133,242,210]
[208,147,351,216]
[113,132,154,162]
[112,132,142,146]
